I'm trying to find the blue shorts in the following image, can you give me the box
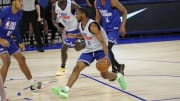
[0,39,19,55]
[107,30,119,44]
[64,29,79,46]
[78,50,106,65]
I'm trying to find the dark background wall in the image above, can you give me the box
[1,0,180,35]
[122,1,180,35]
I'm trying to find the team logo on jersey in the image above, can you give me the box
[99,10,112,23]
[5,21,16,30]
[59,13,70,19]
[82,33,92,40]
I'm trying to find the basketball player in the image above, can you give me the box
[95,0,127,74]
[51,7,127,99]
[0,0,41,92]
[52,0,83,76]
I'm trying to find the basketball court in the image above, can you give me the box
[3,40,180,101]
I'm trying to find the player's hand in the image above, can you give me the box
[19,43,25,51]
[67,33,76,38]
[57,27,64,34]
[37,17,43,22]
[0,38,10,47]
[120,26,126,38]
[103,56,110,64]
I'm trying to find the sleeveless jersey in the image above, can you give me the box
[96,0,121,31]
[79,19,108,53]
[55,0,78,31]
[0,7,22,43]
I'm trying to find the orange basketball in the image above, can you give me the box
[96,58,110,73]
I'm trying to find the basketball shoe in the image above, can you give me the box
[56,67,66,76]
[117,73,127,90]
[30,81,42,92]
[51,87,69,99]
[112,64,125,75]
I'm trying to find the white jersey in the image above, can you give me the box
[55,0,78,31]
[79,19,108,53]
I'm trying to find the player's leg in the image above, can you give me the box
[0,72,8,101]
[56,30,79,76]
[52,52,93,99]
[0,52,10,83]
[9,41,42,92]
[13,52,42,92]
[56,43,69,76]
[107,31,125,75]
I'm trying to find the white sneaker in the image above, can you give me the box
[56,68,66,76]
[30,81,42,92]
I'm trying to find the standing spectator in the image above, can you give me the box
[95,0,127,74]
[39,0,49,46]
[20,0,44,52]
[47,0,59,44]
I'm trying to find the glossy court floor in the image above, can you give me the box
[2,40,180,101]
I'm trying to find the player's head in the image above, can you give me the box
[58,0,66,3]
[11,0,23,10]
[76,7,89,22]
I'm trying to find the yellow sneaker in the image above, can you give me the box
[56,68,66,76]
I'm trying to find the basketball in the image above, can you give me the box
[96,58,110,73]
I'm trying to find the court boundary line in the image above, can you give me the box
[81,73,147,101]
[151,97,180,101]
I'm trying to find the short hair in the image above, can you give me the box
[78,7,90,18]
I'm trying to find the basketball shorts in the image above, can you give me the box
[0,39,20,55]
[78,50,107,65]
[107,30,119,44]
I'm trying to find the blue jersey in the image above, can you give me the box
[96,0,121,31]
[0,7,23,43]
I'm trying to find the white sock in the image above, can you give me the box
[65,86,70,92]
[28,79,34,85]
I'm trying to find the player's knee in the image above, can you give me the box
[17,54,26,62]
[1,56,11,66]
[4,59,11,67]
[61,45,68,53]
[21,55,26,61]
[72,65,81,73]
[61,48,67,54]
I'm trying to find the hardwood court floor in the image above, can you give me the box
[3,40,180,101]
